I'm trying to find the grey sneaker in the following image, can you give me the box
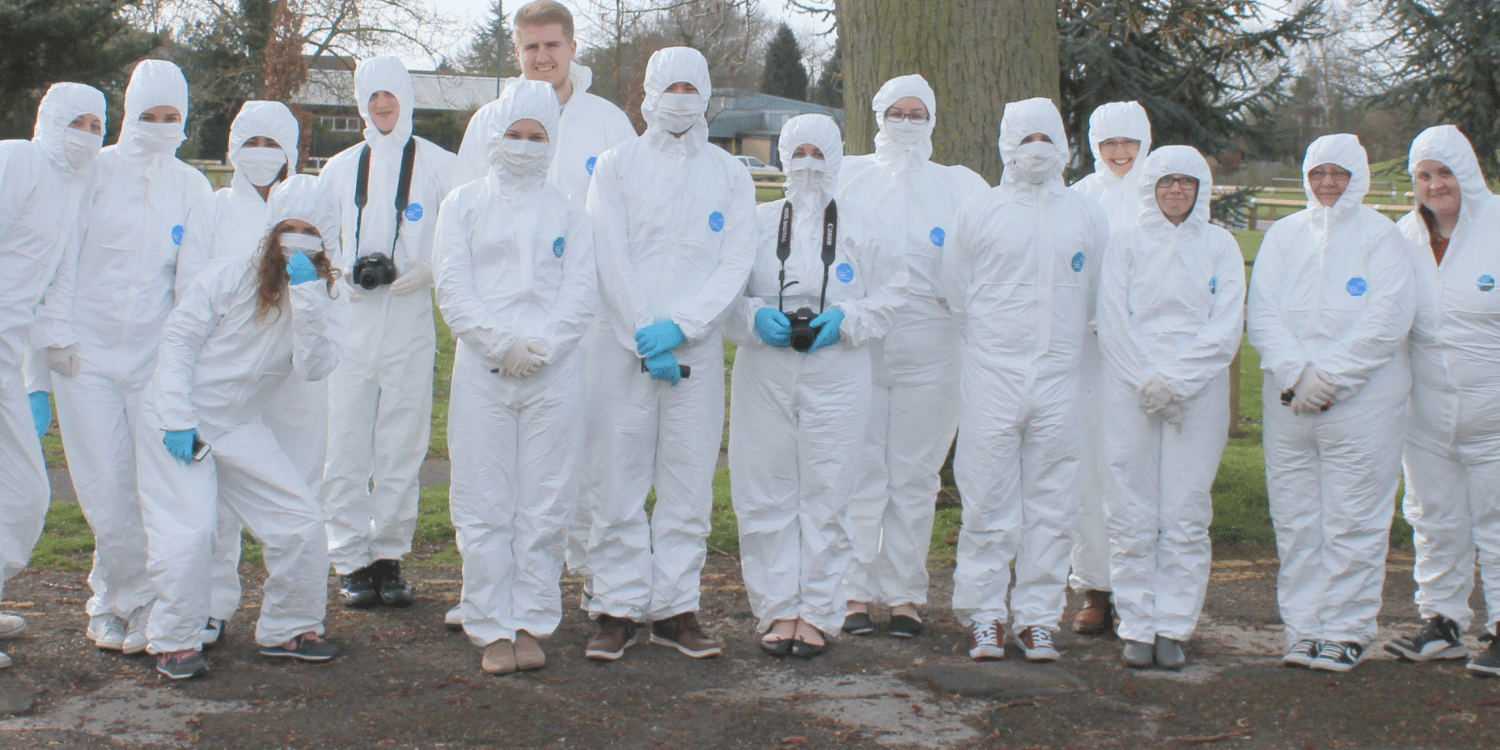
[1309,640,1364,673]
[0,614,25,639]
[1385,615,1467,662]
[1154,635,1186,670]
[155,649,208,680]
[259,631,338,662]
[1122,640,1154,668]
[1467,628,1500,678]
[1283,638,1320,667]
[88,614,126,651]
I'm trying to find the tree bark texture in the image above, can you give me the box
[837,0,1059,184]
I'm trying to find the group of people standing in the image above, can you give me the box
[1,0,1496,685]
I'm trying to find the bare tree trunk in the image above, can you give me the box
[836,0,1058,184]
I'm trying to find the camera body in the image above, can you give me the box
[787,306,821,352]
[352,252,398,290]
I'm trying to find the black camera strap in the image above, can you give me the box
[775,199,839,314]
[352,136,418,261]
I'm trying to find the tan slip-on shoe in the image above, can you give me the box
[514,631,546,671]
[482,639,516,674]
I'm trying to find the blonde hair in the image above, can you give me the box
[515,1,574,41]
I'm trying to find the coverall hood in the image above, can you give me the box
[777,113,843,211]
[484,78,562,179]
[640,46,712,141]
[1136,145,1214,237]
[267,173,342,254]
[33,82,107,177]
[355,55,415,148]
[1408,125,1492,230]
[998,97,1068,192]
[227,100,300,191]
[120,59,190,157]
[1087,101,1152,190]
[1302,133,1371,225]
[871,74,936,170]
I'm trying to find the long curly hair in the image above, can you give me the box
[254,221,341,324]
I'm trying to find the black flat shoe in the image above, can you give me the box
[760,636,793,656]
[888,614,923,638]
[842,612,874,636]
[790,638,825,658]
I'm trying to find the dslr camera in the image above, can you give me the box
[787,306,821,352]
[352,252,397,290]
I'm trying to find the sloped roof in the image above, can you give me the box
[293,69,500,112]
[706,88,844,139]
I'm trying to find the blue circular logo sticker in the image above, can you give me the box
[171,225,184,246]
[835,262,854,283]
[1480,275,1495,292]
[552,237,565,258]
[405,203,423,221]
[585,156,597,175]
[1346,276,1368,297]
[708,211,725,232]
[1210,277,1218,294]
[930,227,945,247]
[1071,252,1085,272]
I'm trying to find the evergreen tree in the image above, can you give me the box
[760,23,808,101]
[459,0,520,78]
[810,37,842,108]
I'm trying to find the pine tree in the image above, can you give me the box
[760,23,808,101]
[460,0,520,78]
[810,37,843,109]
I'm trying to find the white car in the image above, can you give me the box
[736,155,780,175]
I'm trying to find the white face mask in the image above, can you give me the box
[132,121,185,154]
[236,146,288,187]
[62,127,103,170]
[655,92,704,133]
[494,139,550,176]
[279,231,324,256]
[1011,140,1060,184]
[786,156,827,195]
[883,118,928,146]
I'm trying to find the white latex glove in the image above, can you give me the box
[1137,375,1174,413]
[1290,367,1336,415]
[1151,400,1185,437]
[525,337,552,362]
[389,260,434,297]
[501,338,542,378]
[46,346,79,378]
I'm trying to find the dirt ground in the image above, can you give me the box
[2,542,1499,750]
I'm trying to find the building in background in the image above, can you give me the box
[707,89,844,168]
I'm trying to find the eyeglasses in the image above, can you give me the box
[1098,138,1139,151]
[1307,167,1351,182]
[1155,175,1200,189]
[884,110,929,125]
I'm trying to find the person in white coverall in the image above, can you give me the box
[837,74,986,639]
[0,82,107,670]
[1066,101,1153,635]
[581,46,755,662]
[32,60,213,656]
[1096,146,1245,670]
[942,97,1109,664]
[729,114,907,657]
[138,174,348,680]
[177,100,313,650]
[1247,133,1415,673]
[435,80,597,675]
[319,55,456,611]
[1382,125,1500,677]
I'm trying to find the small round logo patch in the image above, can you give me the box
[1480,275,1495,292]
[836,262,854,283]
[1210,277,1218,294]
[552,237,565,258]
[171,225,184,246]
[709,211,725,232]
[1071,252,1085,272]
[585,156,597,175]
[405,203,423,221]
[1346,276,1367,297]
[930,227,945,247]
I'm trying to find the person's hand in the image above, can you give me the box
[286,252,319,285]
[635,319,685,358]
[46,346,79,378]
[389,261,433,297]
[754,308,792,348]
[28,391,50,439]
[1137,375,1174,413]
[1291,367,1335,415]
[501,338,543,378]
[806,309,845,353]
[163,428,198,465]
[645,350,682,386]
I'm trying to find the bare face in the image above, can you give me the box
[1307,163,1352,207]
[243,135,282,149]
[1099,137,1141,178]
[1154,174,1200,225]
[515,22,577,88]
[883,96,929,124]
[791,143,825,160]
[69,114,103,135]
[503,118,549,142]
[367,91,400,135]
[139,106,181,123]
[1413,159,1461,219]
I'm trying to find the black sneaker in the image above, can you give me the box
[1385,615,1467,662]
[260,631,339,662]
[374,559,414,608]
[1309,640,1364,673]
[156,649,208,680]
[841,611,874,636]
[1282,638,1320,667]
[1467,627,1500,678]
[339,565,380,609]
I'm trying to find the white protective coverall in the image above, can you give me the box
[318,56,456,575]
[728,114,908,635]
[582,47,757,623]
[138,174,348,652]
[32,61,213,625]
[1067,101,1153,595]
[1395,125,1500,634]
[1247,134,1415,648]
[1,82,106,603]
[435,80,598,646]
[942,98,1110,631]
[177,100,322,625]
[1096,146,1245,644]
[838,74,987,609]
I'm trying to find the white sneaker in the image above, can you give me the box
[968,620,1005,661]
[444,606,463,632]
[1017,625,1060,662]
[0,613,26,639]
[122,607,148,655]
[0,650,10,668]
[201,618,227,649]
[88,614,127,651]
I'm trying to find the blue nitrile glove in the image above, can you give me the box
[754,307,792,348]
[163,428,198,465]
[28,391,50,439]
[635,319,685,358]
[644,350,682,386]
[807,309,844,353]
[286,252,319,285]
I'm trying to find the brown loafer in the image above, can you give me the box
[1073,590,1115,635]
[650,612,722,658]
[514,631,545,671]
